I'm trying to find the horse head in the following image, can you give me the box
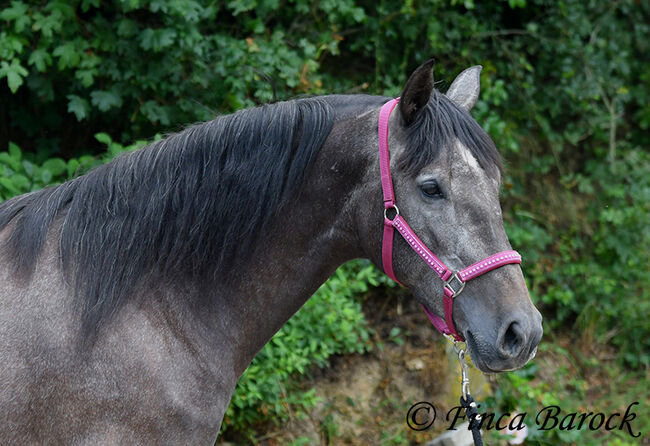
[356,61,543,372]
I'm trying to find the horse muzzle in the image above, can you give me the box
[462,307,543,373]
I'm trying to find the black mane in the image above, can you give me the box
[0,97,334,331]
[0,90,500,333]
[400,90,502,177]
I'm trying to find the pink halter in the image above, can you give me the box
[379,98,522,342]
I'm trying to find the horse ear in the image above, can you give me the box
[445,65,482,111]
[398,59,435,126]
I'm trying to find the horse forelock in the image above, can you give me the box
[0,97,335,334]
[398,90,502,178]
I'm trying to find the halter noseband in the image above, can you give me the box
[378,98,522,342]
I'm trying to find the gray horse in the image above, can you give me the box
[0,61,542,444]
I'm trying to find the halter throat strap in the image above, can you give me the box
[378,98,521,342]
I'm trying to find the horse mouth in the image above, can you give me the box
[463,330,498,373]
[463,329,538,373]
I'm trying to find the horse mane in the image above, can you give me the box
[0,97,334,332]
[400,90,503,177]
[0,90,499,334]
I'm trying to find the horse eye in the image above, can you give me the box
[420,180,443,199]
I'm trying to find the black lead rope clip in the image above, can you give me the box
[460,393,484,446]
[454,343,484,446]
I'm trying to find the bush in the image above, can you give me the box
[506,148,650,367]
[0,134,149,200]
[1,0,648,436]
[0,0,368,156]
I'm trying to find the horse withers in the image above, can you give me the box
[0,60,542,444]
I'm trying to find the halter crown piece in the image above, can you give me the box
[378,98,522,342]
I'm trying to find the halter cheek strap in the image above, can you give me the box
[378,98,522,342]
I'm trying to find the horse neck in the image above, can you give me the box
[211,103,378,375]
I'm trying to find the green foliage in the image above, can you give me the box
[1,0,648,438]
[485,343,649,445]
[0,0,369,155]
[0,136,147,200]
[220,261,383,440]
[507,149,650,367]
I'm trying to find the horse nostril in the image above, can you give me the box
[499,321,525,359]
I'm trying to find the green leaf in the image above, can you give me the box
[227,0,257,15]
[40,168,53,184]
[0,1,28,21]
[67,159,80,177]
[75,68,96,87]
[90,90,123,112]
[0,33,23,59]
[0,177,20,195]
[53,42,81,70]
[21,160,34,177]
[0,152,21,172]
[8,142,21,160]
[67,94,90,121]
[94,132,112,145]
[116,18,137,37]
[31,10,64,38]
[8,173,29,191]
[0,59,28,93]
[81,0,100,12]
[6,70,22,92]
[107,142,126,157]
[139,28,177,52]
[141,100,170,125]
[0,1,32,33]
[42,158,67,176]
[27,48,52,72]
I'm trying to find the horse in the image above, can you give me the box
[0,60,542,444]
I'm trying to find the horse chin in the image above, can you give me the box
[463,329,538,374]
[415,296,538,373]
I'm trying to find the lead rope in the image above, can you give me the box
[452,340,484,446]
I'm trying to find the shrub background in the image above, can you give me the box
[1,0,648,442]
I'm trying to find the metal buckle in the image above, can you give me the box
[383,204,400,221]
[453,343,472,400]
[444,272,465,298]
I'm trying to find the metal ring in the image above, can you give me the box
[383,205,400,221]
[462,382,471,400]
